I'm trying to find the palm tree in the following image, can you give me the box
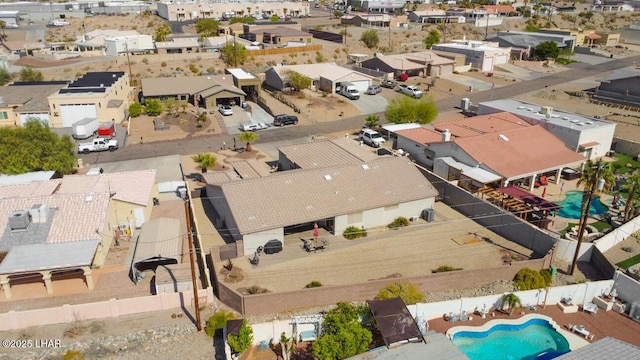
[365,114,379,129]
[502,293,522,315]
[577,160,616,195]
[0,21,6,41]
[192,153,216,173]
[623,172,640,221]
[238,131,259,152]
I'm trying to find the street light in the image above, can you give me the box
[570,160,605,275]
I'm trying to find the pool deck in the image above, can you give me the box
[429,302,640,349]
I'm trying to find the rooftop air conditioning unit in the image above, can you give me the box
[29,204,49,223]
[9,210,31,230]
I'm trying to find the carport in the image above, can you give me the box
[131,218,183,283]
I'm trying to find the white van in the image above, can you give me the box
[339,82,360,100]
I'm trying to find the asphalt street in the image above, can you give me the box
[79,54,640,164]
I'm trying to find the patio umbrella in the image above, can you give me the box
[541,187,547,198]
[314,223,319,241]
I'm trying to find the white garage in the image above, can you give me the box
[19,113,50,126]
[60,104,98,127]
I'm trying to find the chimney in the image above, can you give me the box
[442,129,451,142]
[29,204,49,223]
[541,106,553,116]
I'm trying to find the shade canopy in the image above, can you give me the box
[497,185,563,211]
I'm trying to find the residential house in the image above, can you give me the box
[478,5,518,16]
[226,69,261,101]
[47,72,134,128]
[478,99,616,159]
[0,169,157,299]
[407,10,448,24]
[264,63,374,93]
[360,51,455,79]
[538,28,620,47]
[432,40,511,72]
[205,156,438,254]
[104,35,155,57]
[487,30,577,59]
[277,137,381,171]
[0,82,68,127]
[140,75,246,109]
[74,29,140,52]
[203,35,254,51]
[395,112,586,191]
[592,2,635,12]
[0,11,19,28]
[340,14,408,27]
[255,26,312,45]
[239,22,305,43]
[155,35,201,54]
[346,0,406,13]
[594,70,640,108]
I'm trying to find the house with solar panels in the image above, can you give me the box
[47,72,134,128]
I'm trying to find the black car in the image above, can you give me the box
[273,114,298,127]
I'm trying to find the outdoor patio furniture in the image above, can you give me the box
[572,325,591,339]
[583,302,599,315]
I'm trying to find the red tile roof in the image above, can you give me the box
[454,126,586,178]
[433,112,529,138]
[395,127,444,144]
[480,5,516,14]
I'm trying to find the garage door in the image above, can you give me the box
[19,113,50,126]
[351,80,370,92]
[494,54,508,65]
[482,57,494,72]
[60,104,98,127]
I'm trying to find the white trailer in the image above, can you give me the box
[72,117,99,139]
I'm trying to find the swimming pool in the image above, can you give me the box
[448,316,570,360]
[555,190,609,220]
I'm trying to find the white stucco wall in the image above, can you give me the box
[243,227,284,255]
[334,198,433,234]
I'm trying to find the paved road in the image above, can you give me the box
[80,54,640,164]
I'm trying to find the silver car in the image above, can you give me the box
[365,85,382,95]
[218,105,233,116]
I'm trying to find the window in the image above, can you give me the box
[0,112,8,120]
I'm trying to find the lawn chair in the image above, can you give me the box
[583,302,598,316]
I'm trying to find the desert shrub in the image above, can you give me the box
[434,265,456,273]
[161,61,167,67]
[343,226,367,240]
[61,350,85,360]
[227,320,254,355]
[306,281,323,288]
[514,267,551,290]
[142,58,149,64]
[246,285,269,294]
[204,310,237,338]
[375,282,424,305]
[387,216,410,229]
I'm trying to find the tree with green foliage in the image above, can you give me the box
[191,153,216,173]
[364,114,379,128]
[423,29,441,49]
[375,282,425,305]
[524,19,540,32]
[237,131,259,152]
[128,102,142,118]
[0,20,6,40]
[19,67,44,81]
[271,15,280,22]
[577,159,616,195]
[227,319,253,355]
[334,10,344,18]
[285,70,312,91]
[384,95,438,124]
[154,23,171,42]
[513,267,551,290]
[220,42,248,66]
[0,120,76,175]
[195,18,221,40]
[360,29,380,49]
[534,41,560,59]
[623,173,640,221]
[0,67,12,85]
[144,99,163,116]
[204,310,237,338]
[313,302,372,360]
[501,293,522,315]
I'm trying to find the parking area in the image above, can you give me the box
[352,92,389,115]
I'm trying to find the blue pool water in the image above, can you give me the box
[555,190,609,220]
[451,318,570,360]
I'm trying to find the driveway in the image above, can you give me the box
[219,105,251,135]
[440,73,496,92]
[569,53,616,65]
[352,93,389,115]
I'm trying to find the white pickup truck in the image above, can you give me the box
[78,138,118,154]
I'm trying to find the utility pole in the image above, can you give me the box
[233,33,238,68]
[388,23,391,53]
[125,42,134,84]
[184,200,202,331]
[570,161,603,275]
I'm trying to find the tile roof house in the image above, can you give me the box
[141,75,246,110]
[0,169,157,299]
[594,70,640,109]
[395,112,586,191]
[360,51,455,79]
[478,99,616,160]
[47,72,134,128]
[277,137,381,170]
[205,156,438,254]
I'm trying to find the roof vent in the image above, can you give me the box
[550,114,560,118]
[585,121,593,125]
[562,116,570,120]
[526,108,534,111]
[85,192,94,202]
[517,106,526,109]
[9,210,31,231]
[499,134,509,141]
[570,120,580,123]
[324,175,332,180]
[362,164,369,170]
[577,122,585,126]
[29,204,49,224]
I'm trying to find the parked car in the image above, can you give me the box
[381,79,397,89]
[218,105,233,116]
[242,122,269,132]
[365,85,382,95]
[273,114,298,127]
[358,128,386,148]
[396,84,423,98]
